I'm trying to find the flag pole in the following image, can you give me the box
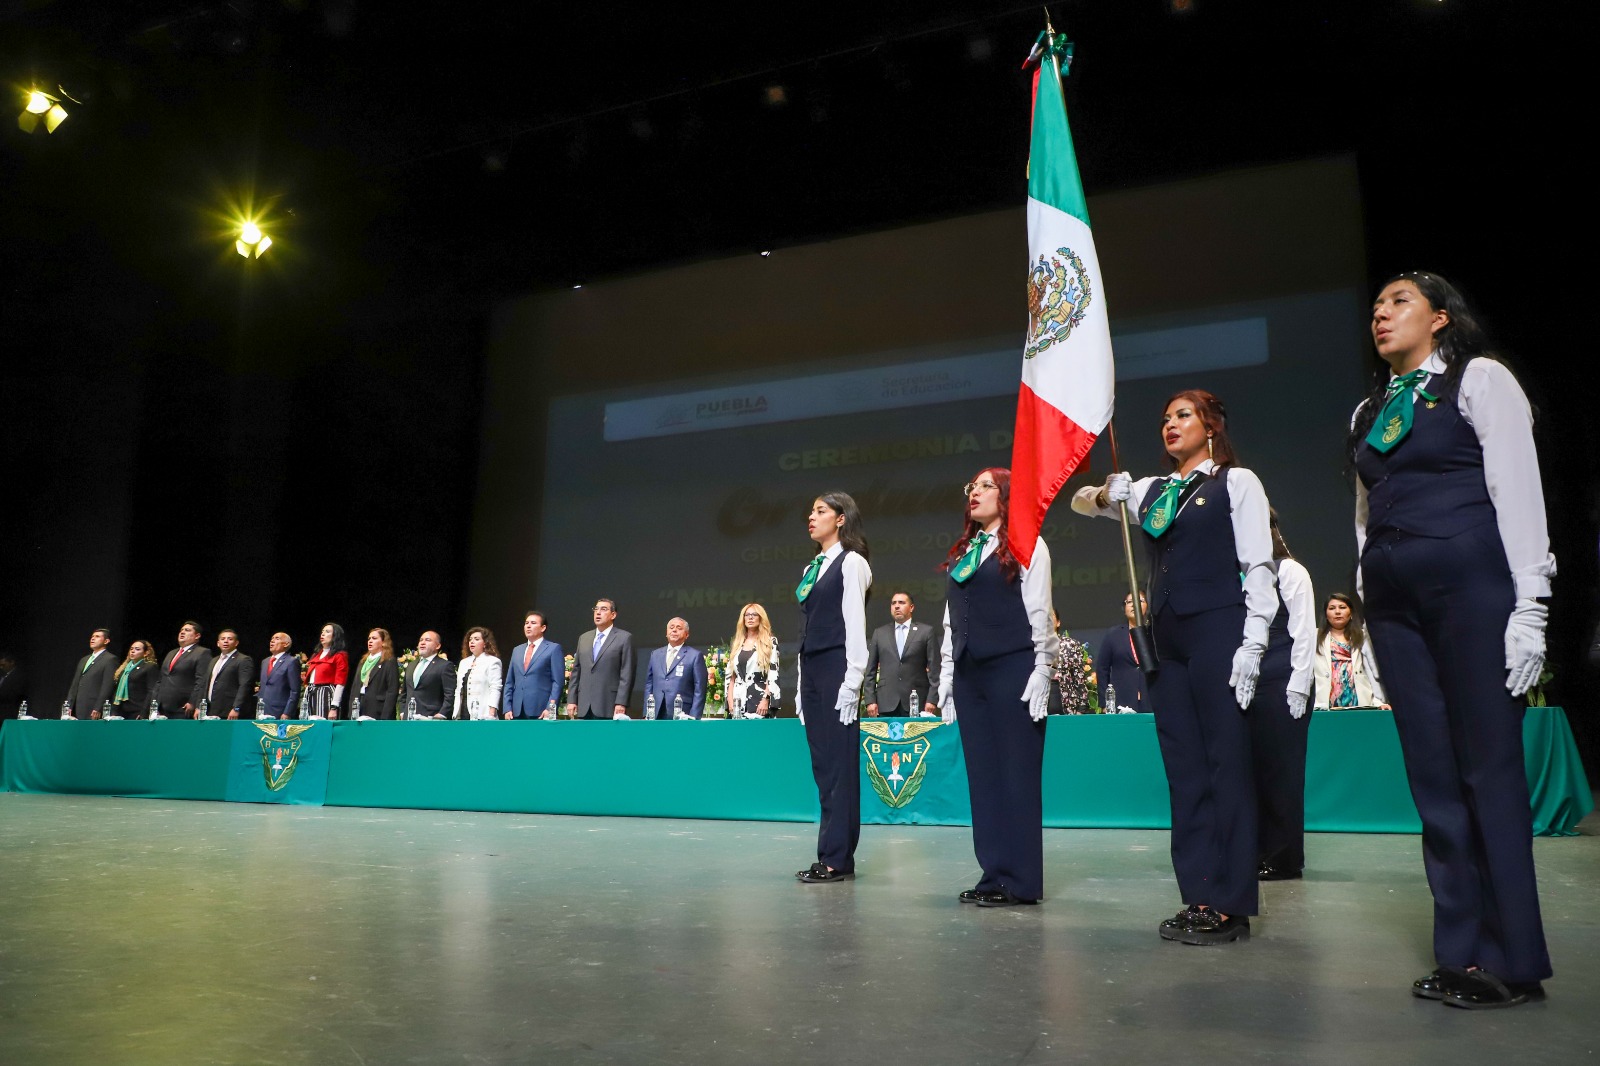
[1107,420,1159,678]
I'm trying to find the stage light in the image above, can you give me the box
[18,87,68,134]
[764,84,787,107]
[759,250,772,257]
[236,220,272,258]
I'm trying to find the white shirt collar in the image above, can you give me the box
[821,541,843,561]
[1172,457,1218,480]
[595,625,612,637]
[1390,350,1445,379]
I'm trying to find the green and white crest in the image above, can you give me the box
[860,719,943,808]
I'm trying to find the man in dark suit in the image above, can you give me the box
[864,590,941,718]
[643,616,707,719]
[566,598,634,720]
[503,611,563,719]
[202,628,256,719]
[258,632,302,719]
[65,628,118,718]
[0,652,24,720]
[157,621,212,718]
[401,630,458,719]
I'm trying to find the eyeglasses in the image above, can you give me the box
[962,480,999,498]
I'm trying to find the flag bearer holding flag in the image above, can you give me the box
[1072,391,1277,944]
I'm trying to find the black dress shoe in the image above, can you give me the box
[1174,911,1250,945]
[1441,969,1544,1010]
[1412,967,1466,1000]
[796,862,852,883]
[1158,905,1202,940]
[973,890,1039,908]
[1257,862,1303,881]
[959,888,983,904]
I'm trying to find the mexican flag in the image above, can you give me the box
[1007,35,1115,567]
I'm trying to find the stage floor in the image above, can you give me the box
[3,795,1597,1065]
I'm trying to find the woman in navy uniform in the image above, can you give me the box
[1074,389,1277,944]
[1250,512,1316,881]
[1354,271,1553,1009]
[937,468,1057,906]
[793,491,873,884]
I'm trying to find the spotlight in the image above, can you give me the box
[763,84,788,107]
[18,88,68,134]
[236,220,272,258]
[759,250,772,258]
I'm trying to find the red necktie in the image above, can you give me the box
[523,644,534,670]
[169,646,185,672]
[265,656,275,678]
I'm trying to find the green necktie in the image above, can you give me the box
[1364,368,1437,454]
[950,531,992,584]
[795,553,827,602]
[1141,472,1199,539]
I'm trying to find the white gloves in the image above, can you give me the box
[837,690,858,726]
[1229,642,1264,710]
[937,679,955,724]
[1106,471,1132,504]
[1022,668,1051,722]
[1287,690,1308,719]
[1505,599,1547,697]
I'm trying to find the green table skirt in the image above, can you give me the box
[1,707,1590,835]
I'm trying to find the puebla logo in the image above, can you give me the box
[861,719,943,808]
[1025,245,1093,359]
[256,720,316,791]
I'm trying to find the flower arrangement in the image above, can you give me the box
[1052,629,1098,714]
[702,644,731,717]
[561,654,576,708]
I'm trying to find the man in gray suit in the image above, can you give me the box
[864,590,941,718]
[565,598,635,720]
[65,628,118,718]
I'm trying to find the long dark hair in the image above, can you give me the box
[1347,270,1502,463]
[1268,508,1291,561]
[943,467,1020,582]
[318,622,347,655]
[1316,593,1366,652]
[814,490,870,562]
[1162,389,1237,471]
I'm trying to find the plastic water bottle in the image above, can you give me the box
[1105,682,1117,716]
[407,697,418,721]
[102,698,113,720]
[673,694,684,719]
[352,696,363,719]
[909,688,920,717]
[61,700,72,720]
[148,698,160,720]
[18,700,32,720]
[256,697,266,720]
[645,693,656,720]
[198,698,210,720]
[299,688,310,720]
[545,698,556,721]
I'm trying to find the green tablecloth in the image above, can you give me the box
[1,708,1590,835]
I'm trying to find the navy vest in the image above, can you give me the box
[1138,468,1247,617]
[1260,586,1292,679]
[798,550,850,654]
[1355,390,1495,546]
[946,551,1032,661]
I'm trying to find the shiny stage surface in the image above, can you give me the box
[2,794,1598,1066]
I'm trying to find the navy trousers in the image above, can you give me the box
[954,647,1046,901]
[1248,666,1310,871]
[1362,524,1552,982]
[800,647,860,872]
[1150,603,1259,916]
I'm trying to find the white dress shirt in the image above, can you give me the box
[1071,458,1278,647]
[794,541,874,714]
[1277,557,1316,700]
[939,534,1062,682]
[1352,353,1555,599]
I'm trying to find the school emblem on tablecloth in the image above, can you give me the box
[861,719,943,808]
[255,721,316,791]
[1025,245,1093,359]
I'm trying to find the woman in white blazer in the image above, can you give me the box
[1312,594,1387,709]
[454,627,505,719]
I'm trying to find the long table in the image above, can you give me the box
[0,707,1590,835]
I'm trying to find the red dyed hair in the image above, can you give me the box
[942,467,1021,582]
